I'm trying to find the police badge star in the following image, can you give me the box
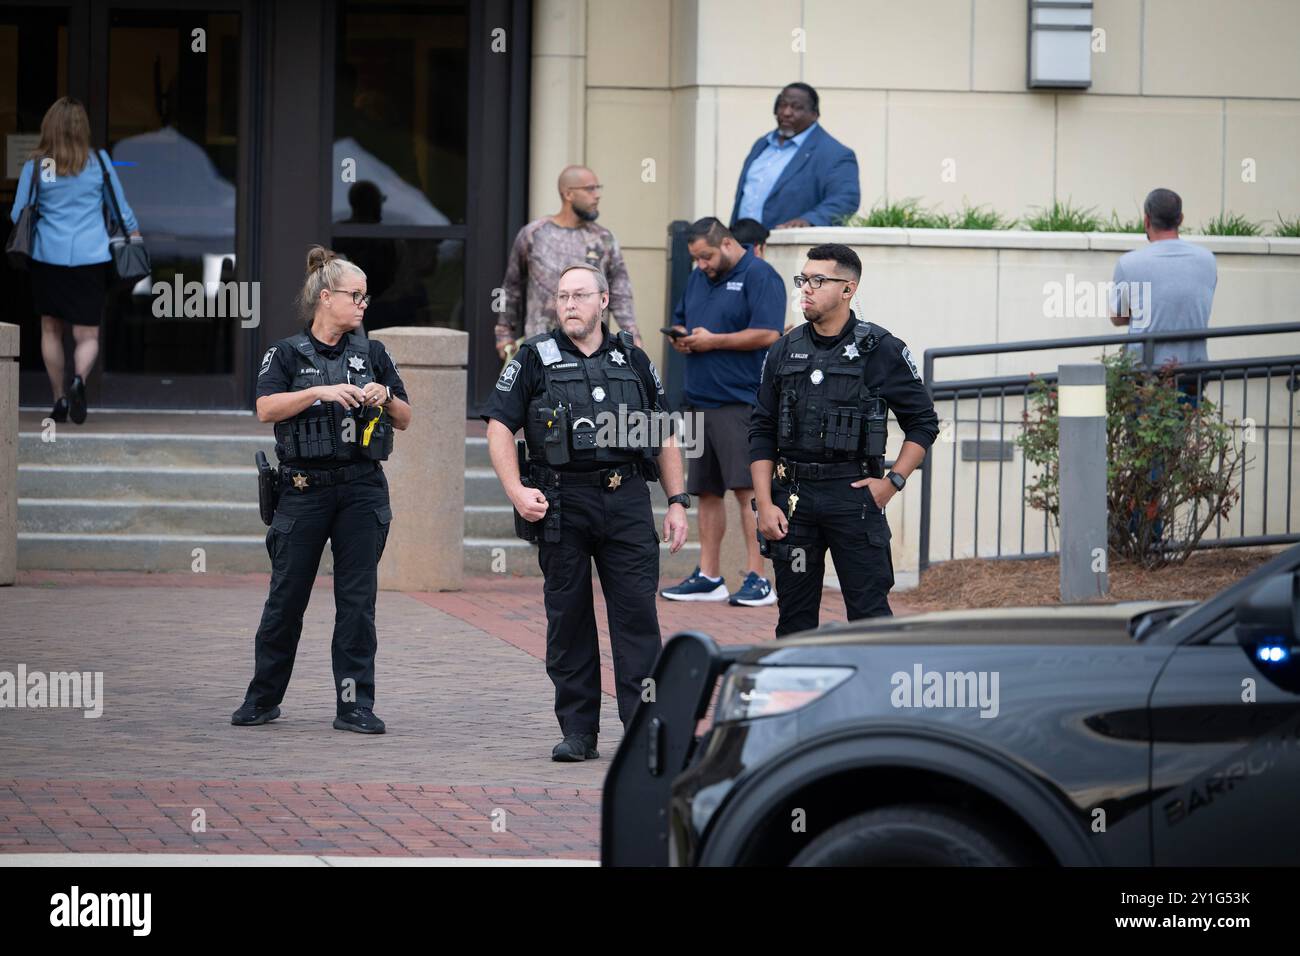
[609,349,627,366]
[347,355,366,371]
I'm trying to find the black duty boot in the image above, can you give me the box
[231,702,281,726]
[50,397,69,423]
[333,707,386,734]
[551,733,599,762]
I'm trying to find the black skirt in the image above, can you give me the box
[30,259,110,327]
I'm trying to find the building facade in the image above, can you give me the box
[3,0,1298,414]
[2,0,528,414]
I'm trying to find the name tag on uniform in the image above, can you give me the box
[726,281,744,292]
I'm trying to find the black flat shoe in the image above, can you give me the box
[68,375,87,425]
[50,397,69,423]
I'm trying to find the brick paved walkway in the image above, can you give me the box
[2,570,897,859]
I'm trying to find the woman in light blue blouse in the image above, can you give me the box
[9,97,140,424]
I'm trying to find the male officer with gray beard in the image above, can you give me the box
[484,263,689,761]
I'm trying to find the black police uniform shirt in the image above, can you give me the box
[256,328,410,468]
[483,325,670,472]
[749,313,939,463]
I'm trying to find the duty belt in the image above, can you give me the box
[280,460,380,491]
[775,457,871,482]
[529,461,640,492]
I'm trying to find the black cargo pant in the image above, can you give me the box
[768,474,894,638]
[536,471,664,737]
[244,465,392,714]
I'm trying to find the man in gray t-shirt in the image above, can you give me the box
[1109,187,1217,370]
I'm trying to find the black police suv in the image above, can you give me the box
[602,544,1300,866]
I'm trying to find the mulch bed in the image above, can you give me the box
[905,547,1284,613]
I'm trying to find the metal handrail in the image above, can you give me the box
[930,355,1300,398]
[918,322,1300,571]
[922,322,1300,372]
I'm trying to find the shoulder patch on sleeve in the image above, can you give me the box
[496,359,522,392]
[900,345,921,381]
[647,357,664,394]
[258,347,277,377]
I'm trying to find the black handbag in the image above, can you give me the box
[94,149,151,285]
[4,168,38,270]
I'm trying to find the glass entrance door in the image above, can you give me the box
[96,3,245,407]
[0,3,72,402]
[3,0,248,410]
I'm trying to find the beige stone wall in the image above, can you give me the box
[532,0,1300,376]
[529,0,1300,585]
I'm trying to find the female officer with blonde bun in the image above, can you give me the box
[232,245,411,734]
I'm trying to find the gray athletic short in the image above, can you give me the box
[685,403,755,498]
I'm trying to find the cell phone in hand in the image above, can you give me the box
[660,326,686,339]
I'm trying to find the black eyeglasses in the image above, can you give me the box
[330,289,371,307]
[793,275,851,290]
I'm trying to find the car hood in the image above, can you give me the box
[773,600,1196,648]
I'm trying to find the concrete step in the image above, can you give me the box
[18,498,266,536]
[16,431,704,579]
[463,538,702,578]
[464,504,700,539]
[20,464,257,502]
[17,531,336,575]
[24,432,485,469]
[465,436,490,469]
[18,531,695,579]
[19,431,275,468]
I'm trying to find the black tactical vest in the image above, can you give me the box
[522,329,656,467]
[773,318,888,468]
[272,329,391,463]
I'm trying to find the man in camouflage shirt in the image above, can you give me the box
[494,165,640,360]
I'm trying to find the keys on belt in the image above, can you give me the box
[775,457,870,482]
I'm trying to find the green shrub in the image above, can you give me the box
[1015,351,1243,569]
[937,203,1015,230]
[1104,210,1145,233]
[1273,213,1300,238]
[845,198,944,228]
[1022,199,1102,232]
[1199,213,1263,236]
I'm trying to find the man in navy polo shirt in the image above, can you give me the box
[661,218,785,606]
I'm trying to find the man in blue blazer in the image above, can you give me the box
[730,83,861,230]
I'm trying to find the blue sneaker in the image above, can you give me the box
[660,566,729,602]
[729,571,776,607]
